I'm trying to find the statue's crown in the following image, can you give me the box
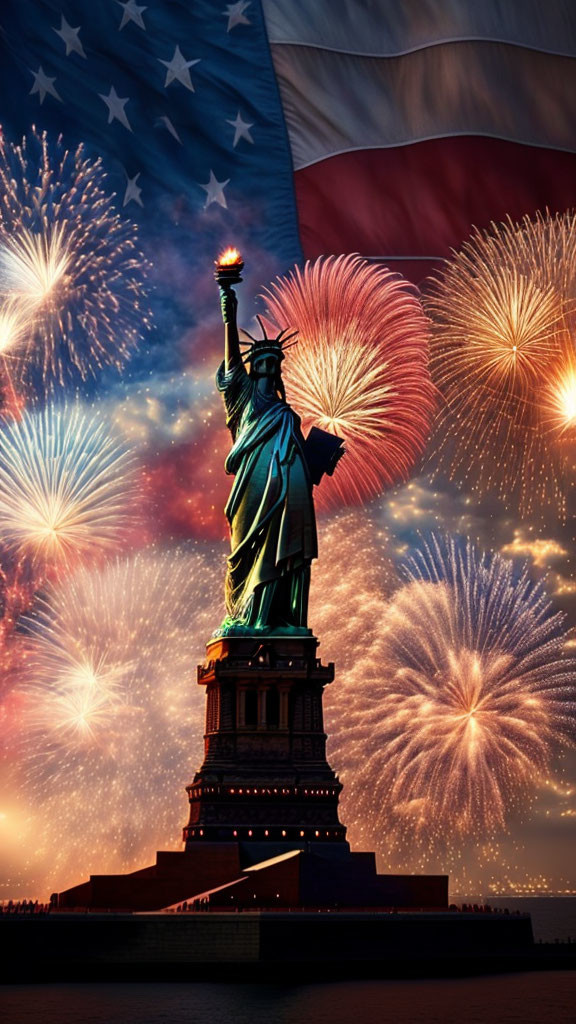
[240,316,298,364]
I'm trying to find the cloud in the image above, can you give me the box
[501,532,568,569]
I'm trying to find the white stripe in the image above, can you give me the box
[266,37,576,61]
[295,133,576,173]
[270,42,576,170]
[262,0,576,58]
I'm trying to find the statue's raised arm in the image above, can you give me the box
[214,250,317,636]
[221,279,241,374]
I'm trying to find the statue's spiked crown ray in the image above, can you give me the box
[239,315,298,364]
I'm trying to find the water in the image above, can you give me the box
[2,975,576,1024]
[3,900,575,1023]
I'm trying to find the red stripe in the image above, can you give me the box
[294,137,576,283]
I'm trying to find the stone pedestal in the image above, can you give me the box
[184,635,348,851]
[55,633,452,913]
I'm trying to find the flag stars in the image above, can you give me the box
[199,170,229,209]
[99,86,133,131]
[123,173,143,208]
[158,45,200,92]
[53,16,86,58]
[156,116,182,144]
[117,0,147,31]
[224,1,251,31]
[29,66,62,104]
[227,111,254,148]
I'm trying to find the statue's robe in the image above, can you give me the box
[217,361,317,626]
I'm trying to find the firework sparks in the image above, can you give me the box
[263,255,435,509]
[39,659,126,747]
[0,298,33,358]
[0,298,33,416]
[327,535,576,857]
[0,558,36,694]
[11,547,223,892]
[0,405,137,570]
[0,128,150,391]
[311,508,395,671]
[553,369,576,432]
[541,351,576,440]
[515,210,576,319]
[426,214,576,516]
[0,225,70,302]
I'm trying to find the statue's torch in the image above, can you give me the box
[215,247,243,327]
[214,247,244,287]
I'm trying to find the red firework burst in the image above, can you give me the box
[262,255,435,508]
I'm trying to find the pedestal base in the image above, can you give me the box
[185,634,347,851]
[56,843,448,913]
[56,637,446,914]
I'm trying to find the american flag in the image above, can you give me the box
[0,0,301,265]
[2,0,576,298]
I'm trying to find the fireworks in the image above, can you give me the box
[0,404,137,570]
[327,535,576,857]
[0,558,36,693]
[515,210,576,319]
[263,254,435,509]
[0,128,150,391]
[541,350,576,441]
[34,658,126,747]
[551,369,576,433]
[0,225,70,302]
[12,547,223,891]
[311,508,395,671]
[0,298,34,358]
[426,213,576,516]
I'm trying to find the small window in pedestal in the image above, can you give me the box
[206,687,220,732]
[244,689,258,728]
[267,687,280,728]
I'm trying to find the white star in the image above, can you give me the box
[158,45,200,91]
[29,66,62,104]
[117,0,147,31]
[123,173,143,207]
[53,16,86,58]
[226,110,254,148]
[199,170,230,209]
[156,115,182,144]
[98,86,132,131]
[224,1,251,31]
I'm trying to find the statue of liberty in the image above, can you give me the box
[214,252,342,636]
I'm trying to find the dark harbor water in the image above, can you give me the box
[3,974,576,1024]
[3,900,575,1024]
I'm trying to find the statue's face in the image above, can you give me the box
[251,354,280,378]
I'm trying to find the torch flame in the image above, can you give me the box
[217,247,242,267]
